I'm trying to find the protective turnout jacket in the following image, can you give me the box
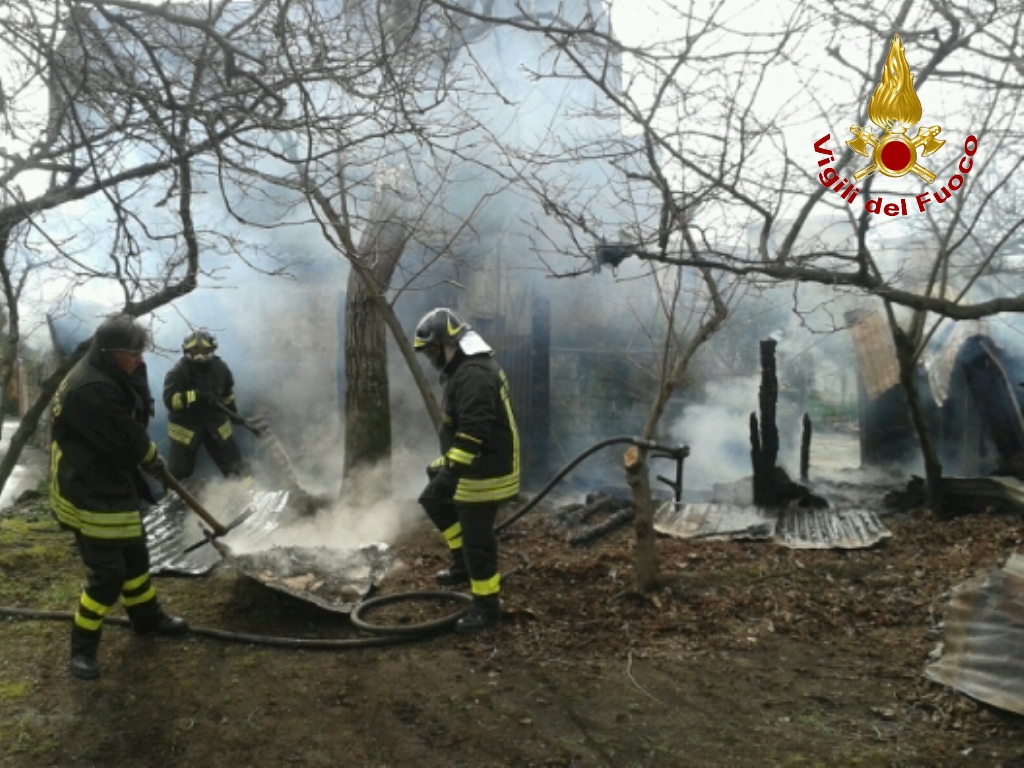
[163,356,237,450]
[49,345,159,542]
[438,352,520,504]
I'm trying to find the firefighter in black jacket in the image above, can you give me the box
[414,308,520,633]
[50,314,188,681]
[163,330,246,482]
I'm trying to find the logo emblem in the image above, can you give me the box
[846,34,945,183]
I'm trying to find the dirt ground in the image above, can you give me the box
[3,474,1024,767]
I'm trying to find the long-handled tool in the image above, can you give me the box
[159,467,258,554]
[213,401,331,516]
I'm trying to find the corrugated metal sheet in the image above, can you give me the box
[146,489,391,612]
[774,506,891,549]
[147,489,290,575]
[925,320,988,405]
[925,554,1024,715]
[941,476,1024,512]
[654,502,775,540]
[653,502,891,549]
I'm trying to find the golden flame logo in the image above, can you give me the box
[847,34,945,183]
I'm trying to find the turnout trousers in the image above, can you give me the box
[71,533,163,658]
[420,485,500,599]
[168,431,244,481]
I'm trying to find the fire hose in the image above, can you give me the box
[0,595,471,648]
[1,437,688,647]
[496,435,690,535]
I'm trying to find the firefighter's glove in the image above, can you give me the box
[140,453,168,483]
[427,466,459,501]
[426,457,446,480]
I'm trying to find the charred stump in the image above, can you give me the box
[800,412,812,481]
[751,339,779,506]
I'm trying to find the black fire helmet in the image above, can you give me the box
[94,314,149,354]
[182,329,217,363]
[414,308,469,370]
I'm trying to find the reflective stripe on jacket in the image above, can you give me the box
[439,353,520,504]
[49,345,157,542]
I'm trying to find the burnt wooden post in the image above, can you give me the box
[800,412,812,481]
[751,339,779,505]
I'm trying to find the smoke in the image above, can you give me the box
[219,445,431,554]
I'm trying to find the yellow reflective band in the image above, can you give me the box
[218,422,233,440]
[80,593,113,617]
[143,442,157,463]
[168,423,194,445]
[122,587,156,607]
[186,390,197,405]
[50,490,143,540]
[470,573,501,597]
[446,317,464,337]
[123,573,149,592]
[443,522,462,544]
[446,448,476,466]
[171,393,184,410]
[74,612,103,632]
[429,456,446,469]
[223,394,235,404]
[414,337,427,349]
[455,432,483,445]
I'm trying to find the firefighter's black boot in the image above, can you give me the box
[455,595,501,634]
[132,606,189,636]
[70,655,101,680]
[435,551,469,587]
[70,626,101,680]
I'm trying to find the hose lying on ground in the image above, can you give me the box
[0,590,472,650]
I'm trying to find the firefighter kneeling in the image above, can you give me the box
[414,308,520,634]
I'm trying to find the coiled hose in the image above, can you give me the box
[0,591,473,649]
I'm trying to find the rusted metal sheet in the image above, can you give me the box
[846,309,899,401]
[225,543,396,614]
[147,489,290,575]
[653,502,891,549]
[925,554,1024,715]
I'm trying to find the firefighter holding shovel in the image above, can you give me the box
[414,308,520,634]
[163,330,249,483]
[49,314,188,681]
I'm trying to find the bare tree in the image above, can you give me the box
[0,0,291,495]
[440,0,1024,538]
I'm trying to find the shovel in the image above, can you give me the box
[158,467,258,554]
[213,401,268,438]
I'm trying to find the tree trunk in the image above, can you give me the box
[340,187,411,494]
[624,445,659,591]
[342,266,392,481]
[891,326,944,511]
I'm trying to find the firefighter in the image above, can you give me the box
[413,307,520,633]
[163,330,246,482]
[49,314,188,681]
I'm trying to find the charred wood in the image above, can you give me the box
[569,506,636,546]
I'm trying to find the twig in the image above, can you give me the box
[626,649,665,705]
